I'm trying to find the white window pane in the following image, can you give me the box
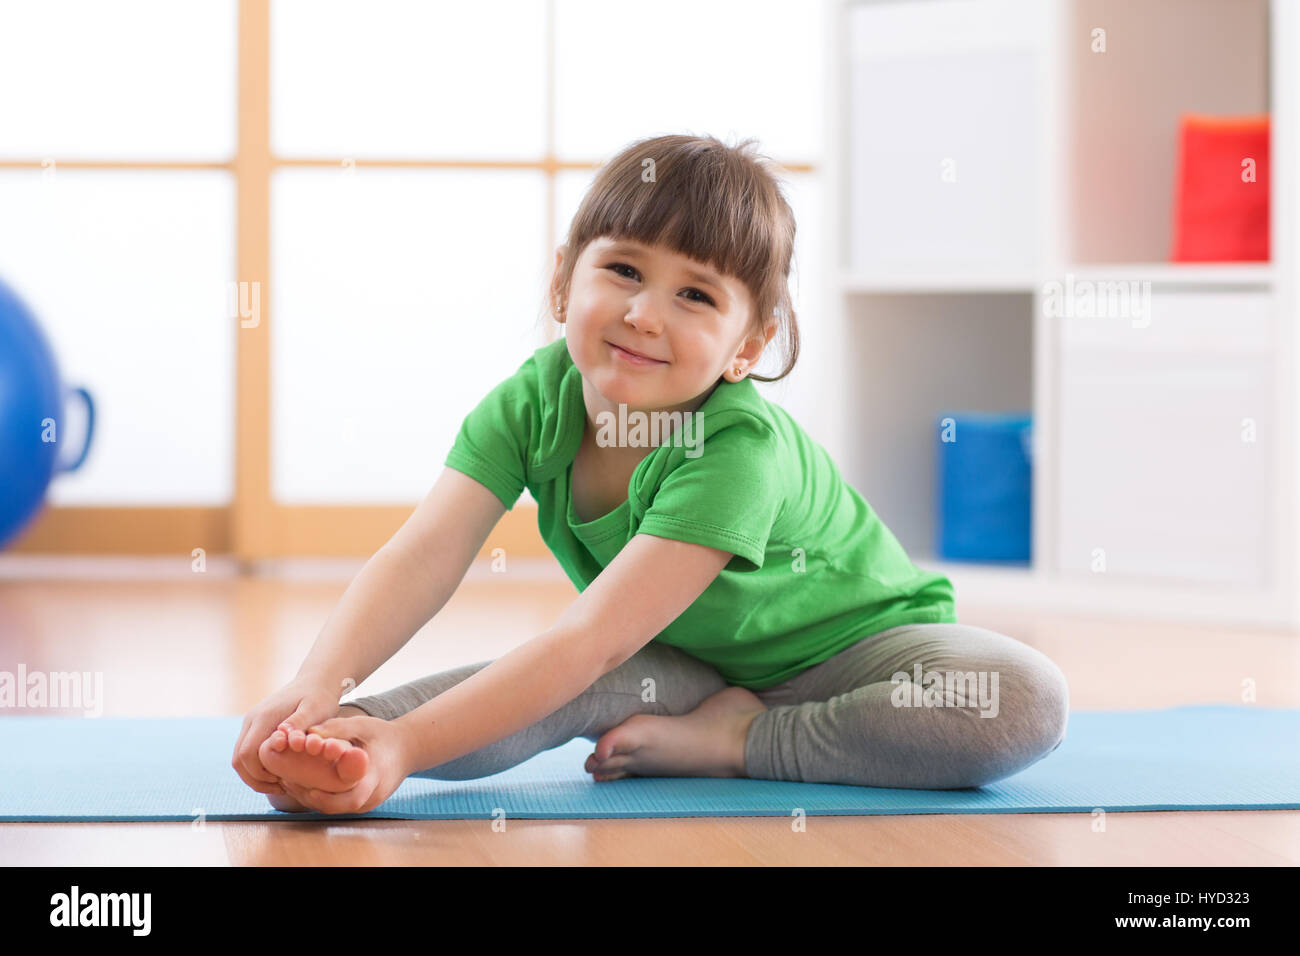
[554,166,599,252]
[0,170,236,503]
[555,0,824,162]
[0,0,236,160]
[271,168,549,504]
[272,0,547,159]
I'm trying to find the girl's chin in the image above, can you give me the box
[590,374,663,405]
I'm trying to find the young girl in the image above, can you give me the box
[232,134,1069,815]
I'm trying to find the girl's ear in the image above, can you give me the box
[550,246,569,306]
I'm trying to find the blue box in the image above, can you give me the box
[935,411,1032,563]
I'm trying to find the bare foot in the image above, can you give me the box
[266,791,311,813]
[583,685,767,781]
[261,704,371,811]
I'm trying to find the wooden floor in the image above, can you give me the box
[0,555,1297,866]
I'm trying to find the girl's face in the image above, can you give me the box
[555,236,772,427]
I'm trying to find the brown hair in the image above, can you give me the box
[540,133,800,383]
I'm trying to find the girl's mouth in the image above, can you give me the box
[608,342,666,366]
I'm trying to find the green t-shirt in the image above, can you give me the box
[444,336,957,690]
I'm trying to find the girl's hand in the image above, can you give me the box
[233,676,350,795]
[275,714,414,815]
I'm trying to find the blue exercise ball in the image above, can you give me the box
[0,276,95,550]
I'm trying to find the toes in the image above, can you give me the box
[259,739,354,792]
[288,729,306,752]
[259,739,282,767]
[304,733,324,756]
[588,721,648,767]
[593,734,635,762]
[586,750,633,774]
[335,747,369,784]
[322,738,350,761]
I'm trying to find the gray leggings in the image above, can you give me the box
[344,622,1070,790]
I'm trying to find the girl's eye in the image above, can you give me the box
[605,263,715,306]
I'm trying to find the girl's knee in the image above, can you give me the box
[599,640,727,715]
[1032,658,1071,750]
[954,661,1070,788]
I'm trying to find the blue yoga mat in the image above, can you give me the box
[1,705,1296,821]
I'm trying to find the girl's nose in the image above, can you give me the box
[623,297,663,335]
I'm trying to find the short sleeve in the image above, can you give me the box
[634,418,785,572]
[442,361,535,512]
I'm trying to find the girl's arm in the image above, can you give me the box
[394,532,734,776]
[294,467,506,693]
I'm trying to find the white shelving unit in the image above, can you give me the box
[824,0,1299,627]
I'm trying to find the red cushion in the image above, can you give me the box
[1171,113,1270,262]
